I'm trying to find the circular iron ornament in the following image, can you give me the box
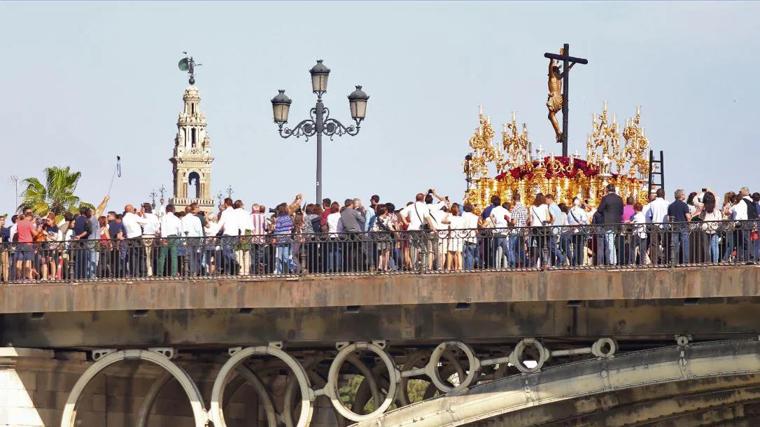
[325,342,400,422]
[210,346,314,427]
[510,338,550,373]
[592,338,618,358]
[426,341,480,393]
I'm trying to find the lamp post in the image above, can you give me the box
[10,176,19,212]
[271,59,369,203]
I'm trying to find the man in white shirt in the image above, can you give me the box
[121,204,149,277]
[181,207,203,276]
[217,198,239,237]
[645,188,669,224]
[461,203,480,271]
[216,198,240,274]
[400,190,448,269]
[645,188,669,264]
[157,204,181,277]
[140,203,161,276]
[233,200,252,275]
[489,197,511,269]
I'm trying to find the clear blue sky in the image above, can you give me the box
[0,1,758,214]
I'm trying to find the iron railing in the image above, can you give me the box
[1,220,759,283]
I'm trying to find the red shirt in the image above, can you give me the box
[16,219,34,243]
[320,209,330,227]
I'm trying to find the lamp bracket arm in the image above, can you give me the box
[278,118,318,140]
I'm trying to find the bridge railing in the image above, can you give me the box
[0,220,758,283]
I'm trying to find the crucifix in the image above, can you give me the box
[544,43,588,158]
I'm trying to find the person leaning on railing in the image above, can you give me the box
[699,191,723,264]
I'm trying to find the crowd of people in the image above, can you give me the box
[1,185,759,282]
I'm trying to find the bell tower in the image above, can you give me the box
[170,54,215,212]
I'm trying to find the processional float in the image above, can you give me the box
[463,44,654,213]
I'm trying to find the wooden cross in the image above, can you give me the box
[544,43,588,157]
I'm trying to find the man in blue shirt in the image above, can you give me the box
[667,189,692,264]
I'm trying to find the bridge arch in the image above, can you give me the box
[355,339,760,426]
[60,349,208,427]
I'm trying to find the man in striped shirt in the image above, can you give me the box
[510,193,529,267]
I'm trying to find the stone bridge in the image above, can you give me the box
[1,266,760,426]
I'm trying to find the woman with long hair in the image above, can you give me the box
[372,205,394,271]
[700,192,722,263]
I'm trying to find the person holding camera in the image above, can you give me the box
[400,189,448,270]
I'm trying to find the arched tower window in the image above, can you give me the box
[191,128,197,148]
[187,172,201,199]
[191,103,195,115]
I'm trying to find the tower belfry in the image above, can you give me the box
[170,54,214,212]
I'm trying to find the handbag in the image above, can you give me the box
[414,203,432,231]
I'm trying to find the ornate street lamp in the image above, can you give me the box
[271,59,369,203]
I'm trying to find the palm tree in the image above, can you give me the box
[19,166,89,216]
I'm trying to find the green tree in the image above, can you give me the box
[19,166,90,216]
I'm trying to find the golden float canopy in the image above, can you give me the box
[464,104,650,214]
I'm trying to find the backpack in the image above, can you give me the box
[744,198,758,220]
[310,216,322,234]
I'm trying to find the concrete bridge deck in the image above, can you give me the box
[1,265,759,314]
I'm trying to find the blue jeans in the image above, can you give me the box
[510,235,526,267]
[570,233,586,266]
[709,234,719,263]
[494,235,510,269]
[87,242,99,279]
[328,239,342,272]
[632,235,647,265]
[605,230,617,265]
[672,230,690,264]
[463,242,478,271]
[558,233,572,266]
[275,243,292,274]
[549,233,566,266]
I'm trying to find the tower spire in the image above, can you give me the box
[169,56,215,213]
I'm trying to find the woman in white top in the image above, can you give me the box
[443,203,465,271]
[326,202,343,272]
[429,207,450,271]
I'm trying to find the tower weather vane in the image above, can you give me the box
[178,52,201,85]
[544,43,588,158]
